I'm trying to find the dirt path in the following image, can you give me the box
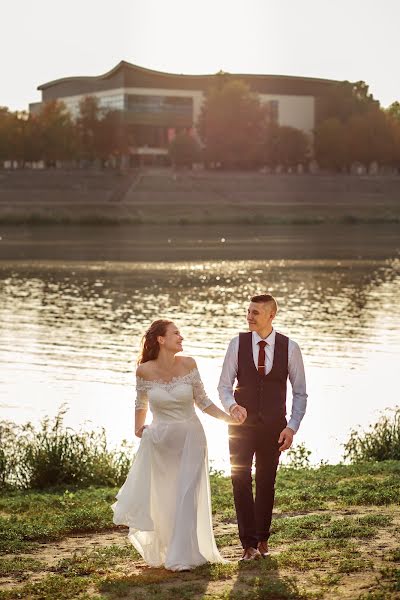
[1,507,399,599]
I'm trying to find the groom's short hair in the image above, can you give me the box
[251,294,278,315]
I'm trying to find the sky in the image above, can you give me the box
[2,0,399,111]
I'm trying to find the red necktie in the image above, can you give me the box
[258,340,267,375]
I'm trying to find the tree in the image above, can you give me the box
[319,80,379,124]
[0,107,15,163]
[36,100,76,163]
[5,110,42,167]
[346,110,394,167]
[197,79,268,168]
[76,96,101,162]
[392,120,400,168]
[168,131,201,167]
[354,110,394,166]
[1,98,133,168]
[264,124,308,168]
[76,97,132,166]
[96,109,132,165]
[315,109,396,170]
[387,101,400,122]
[16,112,42,165]
[314,118,348,170]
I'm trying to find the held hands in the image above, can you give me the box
[229,404,247,425]
[278,427,294,451]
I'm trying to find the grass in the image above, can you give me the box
[53,546,140,577]
[0,487,117,554]
[276,539,371,573]
[0,574,91,600]
[0,463,399,598]
[1,411,400,598]
[0,557,45,579]
[275,461,400,510]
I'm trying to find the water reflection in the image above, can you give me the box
[0,258,399,470]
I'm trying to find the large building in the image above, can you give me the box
[30,61,339,164]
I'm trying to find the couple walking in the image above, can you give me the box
[112,294,307,571]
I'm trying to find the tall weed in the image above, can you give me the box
[0,409,133,489]
[344,407,400,462]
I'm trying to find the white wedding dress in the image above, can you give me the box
[112,368,225,571]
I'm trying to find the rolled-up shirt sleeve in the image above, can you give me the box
[217,337,239,412]
[287,342,308,433]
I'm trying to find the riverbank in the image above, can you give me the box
[0,169,400,226]
[0,462,399,599]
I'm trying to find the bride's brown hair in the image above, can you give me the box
[138,319,173,364]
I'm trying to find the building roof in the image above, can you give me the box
[38,60,341,101]
[39,60,339,89]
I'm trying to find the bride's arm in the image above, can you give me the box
[203,402,234,423]
[135,367,149,437]
[135,408,147,437]
[187,358,235,424]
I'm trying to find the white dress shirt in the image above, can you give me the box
[218,329,307,433]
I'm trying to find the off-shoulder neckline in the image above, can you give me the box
[136,367,199,387]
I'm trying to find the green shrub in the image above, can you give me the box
[0,409,133,490]
[344,407,400,462]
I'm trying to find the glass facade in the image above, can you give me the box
[99,94,124,111]
[62,93,193,122]
[62,98,81,118]
[126,94,192,116]
[62,94,124,118]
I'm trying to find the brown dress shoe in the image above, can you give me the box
[257,541,269,558]
[240,547,261,561]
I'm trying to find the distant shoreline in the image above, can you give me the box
[1,169,400,228]
[1,222,399,262]
[0,213,399,226]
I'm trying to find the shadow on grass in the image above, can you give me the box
[228,555,306,600]
[98,564,213,600]
[97,557,302,600]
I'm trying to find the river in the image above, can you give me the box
[0,224,399,470]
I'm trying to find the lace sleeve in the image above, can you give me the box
[135,377,149,411]
[192,368,213,411]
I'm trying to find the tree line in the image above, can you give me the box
[0,96,132,167]
[171,79,400,171]
[1,79,400,171]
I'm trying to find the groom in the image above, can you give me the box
[218,294,307,560]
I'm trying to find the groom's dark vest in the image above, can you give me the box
[234,331,289,427]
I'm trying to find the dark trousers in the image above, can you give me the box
[228,422,281,550]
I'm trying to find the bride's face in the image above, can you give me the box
[159,323,184,354]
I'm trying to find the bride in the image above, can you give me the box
[112,319,237,571]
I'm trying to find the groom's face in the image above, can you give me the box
[247,302,274,332]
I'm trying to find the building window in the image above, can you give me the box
[126,94,192,116]
[98,94,124,111]
[61,94,124,119]
[267,100,279,124]
[63,99,80,118]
